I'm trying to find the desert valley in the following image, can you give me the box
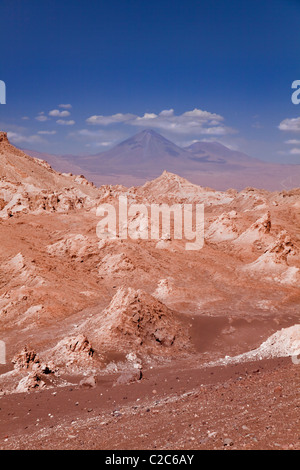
[0,130,299,450]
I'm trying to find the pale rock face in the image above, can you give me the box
[0,184,95,218]
[206,211,239,242]
[124,211,149,239]
[64,335,94,356]
[12,346,57,375]
[15,372,46,393]
[242,231,299,285]
[12,346,40,370]
[98,252,136,275]
[0,132,100,218]
[153,279,173,301]
[264,230,297,262]
[256,324,300,358]
[23,305,44,317]
[4,253,25,272]
[231,188,269,212]
[47,334,95,368]
[2,253,45,290]
[234,211,272,246]
[47,234,90,259]
[218,325,300,365]
[155,239,175,250]
[79,287,191,355]
[137,171,234,206]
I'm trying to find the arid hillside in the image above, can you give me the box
[0,133,299,450]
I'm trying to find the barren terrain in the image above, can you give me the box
[0,131,299,450]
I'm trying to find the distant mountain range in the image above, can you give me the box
[23,129,300,191]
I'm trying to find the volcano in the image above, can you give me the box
[23,129,300,190]
[67,129,195,178]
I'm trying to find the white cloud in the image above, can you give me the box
[21,116,30,120]
[68,128,126,148]
[49,109,71,117]
[77,129,104,138]
[7,132,45,144]
[35,113,48,122]
[86,108,235,136]
[71,129,119,141]
[58,104,72,109]
[285,139,300,145]
[182,109,222,119]
[159,109,174,117]
[278,117,300,132]
[37,130,57,135]
[56,119,75,126]
[86,113,135,125]
[85,141,112,148]
[136,113,158,120]
[281,137,300,156]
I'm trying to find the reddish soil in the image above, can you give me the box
[0,134,299,450]
[0,357,299,450]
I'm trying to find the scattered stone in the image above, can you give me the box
[79,375,97,389]
[223,438,234,447]
[115,369,142,385]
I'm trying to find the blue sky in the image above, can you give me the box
[1,0,300,161]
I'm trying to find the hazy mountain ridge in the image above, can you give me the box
[22,129,300,190]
